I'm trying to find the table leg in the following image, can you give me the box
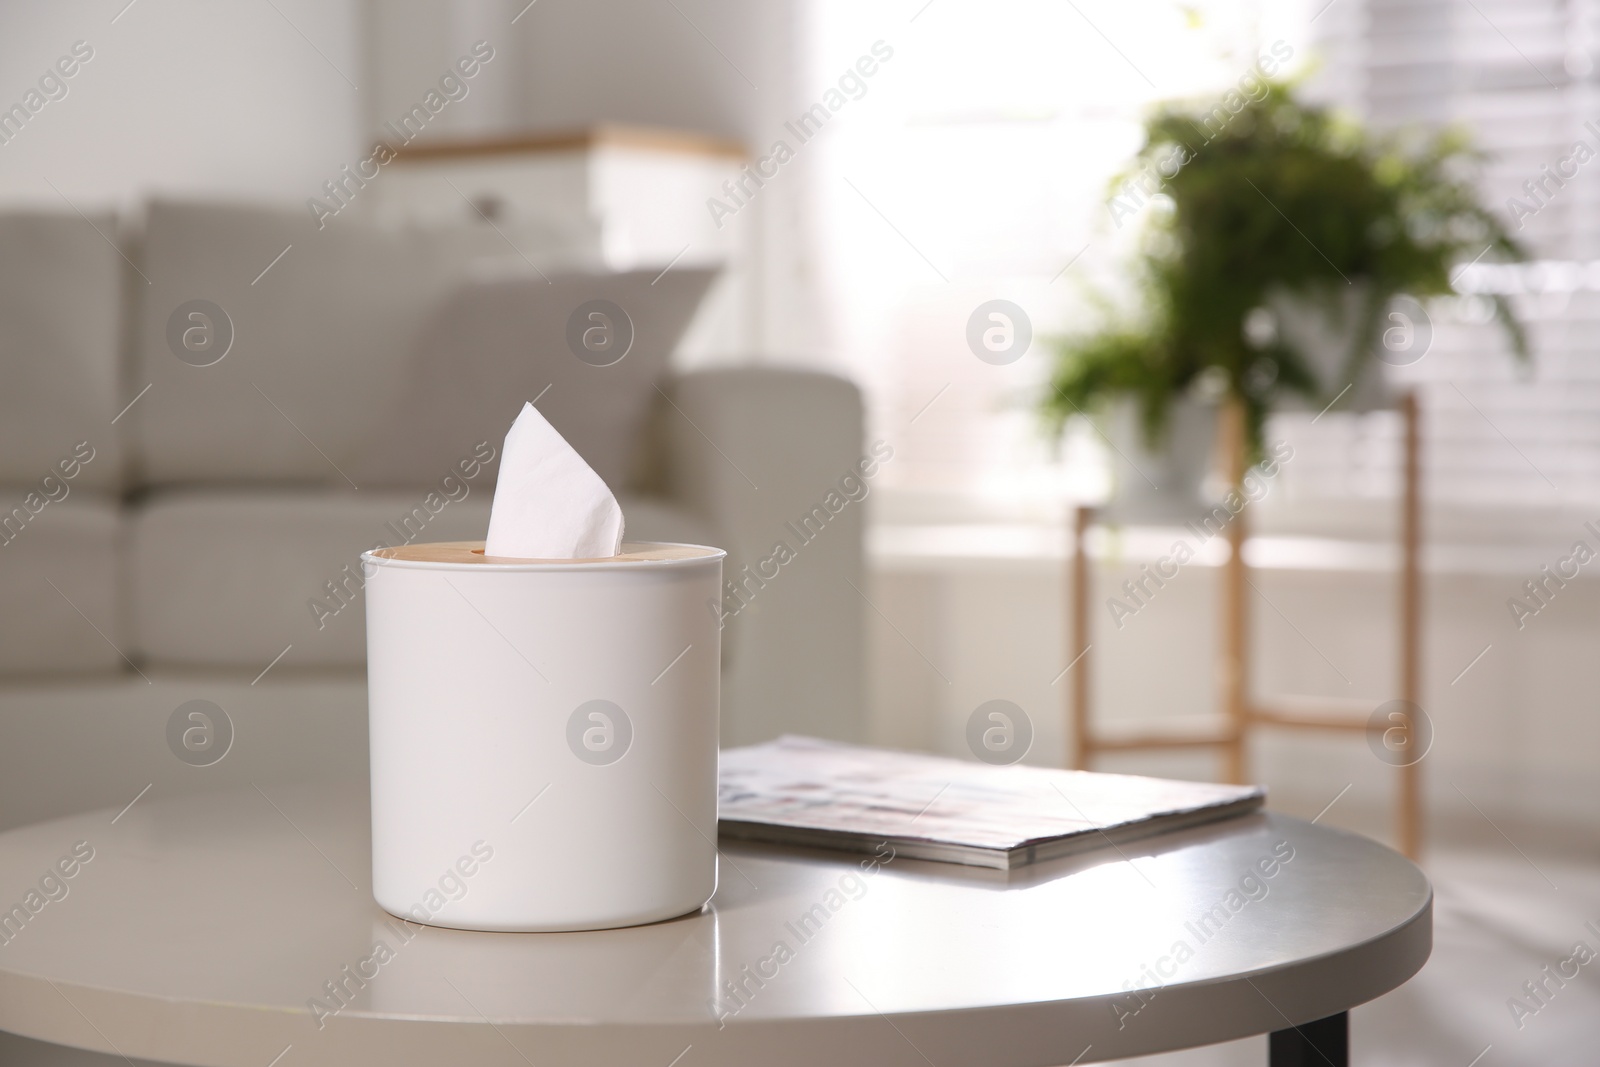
[1268,1011,1348,1067]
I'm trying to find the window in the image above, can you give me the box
[801,0,1599,519]
[1311,0,1600,509]
[801,0,1313,512]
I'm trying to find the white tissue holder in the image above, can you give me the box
[362,540,725,932]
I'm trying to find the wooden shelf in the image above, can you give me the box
[391,123,749,163]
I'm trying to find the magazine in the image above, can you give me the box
[718,736,1265,870]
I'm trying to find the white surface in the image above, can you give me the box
[1117,842,1600,1067]
[0,785,1430,1066]
[484,403,625,560]
[363,544,724,930]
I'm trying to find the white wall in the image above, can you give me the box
[359,0,804,148]
[507,0,797,143]
[506,0,822,361]
[361,0,524,141]
[0,0,363,209]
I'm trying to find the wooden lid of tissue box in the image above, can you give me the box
[369,541,721,565]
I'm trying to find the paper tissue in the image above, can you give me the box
[362,398,725,931]
[484,402,625,560]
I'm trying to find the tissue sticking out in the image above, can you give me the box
[484,402,625,559]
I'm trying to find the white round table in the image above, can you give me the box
[0,783,1429,1066]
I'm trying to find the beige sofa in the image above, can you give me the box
[0,201,865,833]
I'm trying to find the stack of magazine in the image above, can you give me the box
[718,736,1265,870]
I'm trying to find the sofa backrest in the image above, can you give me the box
[130,199,469,488]
[349,266,718,491]
[0,200,718,495]
[0,212,125,492]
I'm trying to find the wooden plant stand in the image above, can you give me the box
[1068,394,1424,858]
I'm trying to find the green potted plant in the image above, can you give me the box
[1043,82,1527,515]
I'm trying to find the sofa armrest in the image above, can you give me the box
[662,367,868,746]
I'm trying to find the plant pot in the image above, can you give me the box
[1099,396,1222,524]
[1265,285,1397,415]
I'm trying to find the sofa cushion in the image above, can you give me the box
[131,199,474,487]
[132,199,717,494]
[130,488,493,669]
[129,488,712,669]
[0,493,123,675]
[0,212,124,491]
[346,266,718,491]
[0,673,370,832]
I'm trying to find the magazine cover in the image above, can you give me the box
[718,736,1265,869]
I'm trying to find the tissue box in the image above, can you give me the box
[363,540,724,931]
